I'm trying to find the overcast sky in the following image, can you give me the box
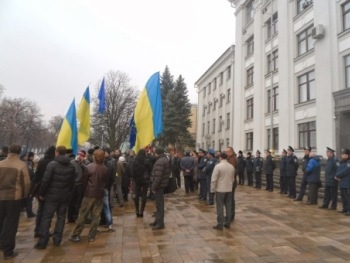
[0,0,235,120]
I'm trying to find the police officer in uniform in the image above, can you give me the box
[237,151,246,185]
[279,149,288,194]
[264,149,276,192]
[197,148,208,201]
[295,146,311,201]
[253,150,263,189]
[245,152,254,187]
[203,149,217,205]
[286,146,299,199]
[320,147,339,210]
[335,148,350,215]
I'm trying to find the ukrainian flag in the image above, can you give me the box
[134,72,163,152]
[77,87,90,145]
[56,99,78,154]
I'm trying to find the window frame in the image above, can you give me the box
[297,0,313,15]
[343,1,350,31]
[298,121,316,149]
[266,12,278,39]
[267,49,278,73]
[247,67,254,86]
[246,98,254,120]
[267,86,279,113]
[267,127,279,150]
[246,132,253,151]
[246,36,254,57]
[226,112,230,130]
[297,25,314,56]
[246,0,254,24]
[345,55,350,89]
[298,71,315,103]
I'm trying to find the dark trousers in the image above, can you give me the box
[37,201,68,247]
[247,172,253,186]
[231,182,237,221]
[308,183,319,204]
[215,192,233,227]
[322,185,338,208]
[173,171,181,188]
[238,171,245,185]
[122,186,129,201]
[255,172,262,189]
[280,176,287,194]
[288,176,296,198]
[340,188,350,212]
[0,200,21,257]
[154,188,165,226]
[26,196,34,216]
[199,178,207,199]
[266,174,274,191]
[35,199,45,235]
[297,177,308,200]
[184,175,194,193]
[134,182,148,214]
[67,184,84,222]
[206,174,214,204]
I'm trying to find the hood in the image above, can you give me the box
[55,155,71,165]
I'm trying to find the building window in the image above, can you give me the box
[247,67,254,86]
[267,87,279,113]
[212,118,216,134]
[219,72,223,86]
[212,141,215,150]
[203,86,206,98]
[213,99,218,110]
[214,78,217,90]
[246,0,254,24]
[298,121,316,148]
[227,89,231,103]
[226,138,230,147]
[267,127,279,150]
[297,25,314,56]
[246,36,254,57]
[267,50,278,73]
[298,71,315,103]
[246,98,254,120]
[202,105,206,116]
[208,83,211,95]
[226,113,230,130]
[219,94,224,107]
[208,103,211,113]
[219,116,223,132]
[297,0,313,15]
[343,1,350,31]
[246,132,253,151]
[266,12,278,39]
[227,65,232,80]
[345,55,350,89]
[202,123,205,137]
[207,121,210,135]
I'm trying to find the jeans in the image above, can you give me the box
[0,200,21,256]
[37,200,68,247]
[322,185,338,208]
[112,182,123,205]
[34,199,45,235]
[215,192,233,226]
[298,177,308,200]
[67,184,84,222]
[103,190,113,226]
[154,188,165,226]
[72,197,104,239]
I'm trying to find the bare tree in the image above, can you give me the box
[91,70,138,149]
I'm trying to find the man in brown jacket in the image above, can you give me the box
[0,144,30,259]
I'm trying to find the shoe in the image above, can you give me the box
[108,225,115,232]
[138,212,143,218]
[88,237,95,242]
[212,225,223,230]
[152,225,164,230]
[69,235,81,242]
[34,243,46,249]
[4,250,18,259]
[27,213,36,218]
[207,202,214,206]
[319,206,328,209]
[149,222,157,226]
[34,232,40,238]
[293,198,302,201]
[329,207,337,210]
[339,210,346,213]
[53,242,60,247]
[223,224,231,229]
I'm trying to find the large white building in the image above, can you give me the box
[196,0,350,156]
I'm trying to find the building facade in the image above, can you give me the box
[196,0,350,156]
[195,47,235,151]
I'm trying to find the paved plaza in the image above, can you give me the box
[2,185,350,263]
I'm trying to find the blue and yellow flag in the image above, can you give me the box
[77,87,90,146]
[56,99,78,155]
[134,72,163,152]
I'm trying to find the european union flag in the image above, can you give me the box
[98,78,106,114]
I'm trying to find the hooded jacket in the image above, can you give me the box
[151,153,170,191]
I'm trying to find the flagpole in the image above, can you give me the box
[101,125,104,147]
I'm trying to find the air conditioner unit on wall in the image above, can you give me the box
[311,24,324,39]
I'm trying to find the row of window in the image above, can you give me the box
[202,89,231,116]
[201,113,231,136]
[245,121,315,151]
[203,66,231,98]
[201,138,230,152]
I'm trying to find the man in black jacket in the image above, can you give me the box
[34,146,76,249]
[149,147,170,230]
[265,150,276,192]
[295,146,311,201]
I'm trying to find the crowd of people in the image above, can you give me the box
[1,142,350,260]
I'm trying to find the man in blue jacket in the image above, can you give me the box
[320,147,339,210]
[335,148,350,216]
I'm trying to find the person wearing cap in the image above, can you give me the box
[210,152,235,230]
[0,144,31,259]
[149,147,170,230]
[320,147,339,210]
[35,146,76,249]
[279,149,288,194]
[335,148,350,215]
[286,146,299,199]
[253,150,263,189]
[294,146,311,201]
[237,151,246,185]
[67,150,88,223]
[203,149,217,205]
[264,150,276,192]
[305,152,321,205]
[180,151,195,193]
[198,148,208,201]
[0,145,8,161]
[245,152,254,187]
